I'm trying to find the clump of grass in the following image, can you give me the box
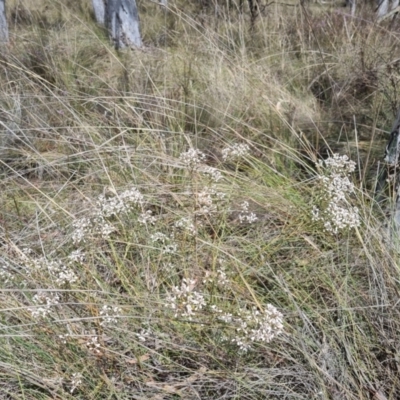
[1,0,400,399]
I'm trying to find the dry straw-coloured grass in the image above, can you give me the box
[0,0,400,398]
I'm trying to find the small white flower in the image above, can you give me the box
[311,205,320,221]
[72,217,91,244]
[162,244,178,254]
[227,305,284,352]
[238,201,258,224]
[136,328,151,342]
[0,265,14,284]
[166,279,206,320]
[138,210,157,225]
[30,292,60,318]
[97,187,144,218]
[175,217,197,235]
[150,232,168,243]
[313,154,360,233]
[72,187,144,243]
[68,249,85,264]
[222,143,250,162]
[179,148,206,169]
[86,336,101,353]
[100,305,122,326]
[70,373,82,394]
[201,166,223,182]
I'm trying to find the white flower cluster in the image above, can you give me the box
[230,305,284,352]
[97,188,144,218]
[180,148,206,170]
[194,185,225,216]
[27,257,78,286]
[174,217,197,235]
[166,278,206,320]
[0,264,14,284]
[138,210,157,225]
[238,201,258,224]
[70,373,82,394]
[48,260,79,286]
[150,232,168,242]
[30,292,60,318]
[99,305,122,327]
[136,328,152,342]
[222,143,250,162]
[312,154,360,233]
[72,217,92,244]
[150,232,178,254]
[68,249,85,264]
[58,334,70,344]
[203,268,229,287]
[86,336,101,354]
[321,153,356,173]
[72,215,115,244]
[72,186,145,244]
[200,166,223,182]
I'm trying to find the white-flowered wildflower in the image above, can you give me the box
[222,143,250,162]
[150,232,168,243]
[166,278,206,320]
[72,217,91,244]
[136,328,151,342]
[72,187,144,243]
[97,187,144,217]
[68,249,85,264]
[70,373,82,394]
[150,232,178,254]
[0,265,14,284]
[58,334,69,344]
[196,187,217,215]
[28,258,78,286]
[312,154,360,234]
[86,336,101,354]
[219,312,234,323]
[238,201,258,224]
[210,305,234,322]
[162,244,178,254]
[201,166,223,182]
[99,219,116,239]
[180,148,206,169]
[321,153,356,173]
[203,269,229,287]
[100,305,122,326]
[138,210,157,225]
[230,305,284,352]
[175,217,197,235]
[48,260,78,285]
[311,205,320,220]
[30,292,60,318]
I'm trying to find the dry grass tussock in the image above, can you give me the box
[0,0,400,398]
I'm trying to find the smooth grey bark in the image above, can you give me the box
[345,0,399,18]
[0,0,8,44]
[92,0,142,49]
[92,0,106,25]
[392,0,400,9]
[377,0,390,17]
[346,0,356,16]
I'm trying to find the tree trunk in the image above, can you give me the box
[92,0,142,49]
[350,0,356,16]
[377,0,390,17]
[92,0,106,25]
[0,0,8,44]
